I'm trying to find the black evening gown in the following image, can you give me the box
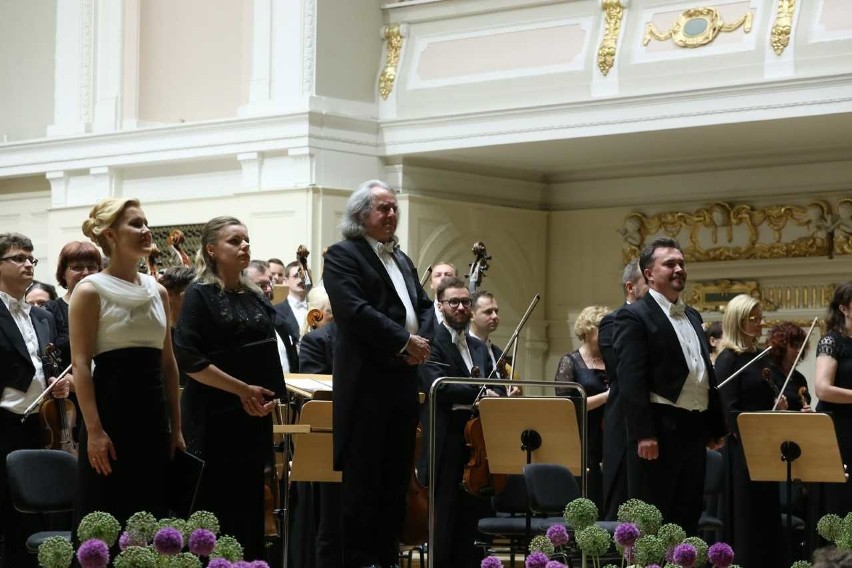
[554,351,608,511]
[174,282,280,562]
[715,348,781,568]
[815,332,852,516]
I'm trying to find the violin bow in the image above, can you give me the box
[771,316,818,411]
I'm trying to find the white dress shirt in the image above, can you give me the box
[365,236,419,335]
[469,330,497,370]
[647,288,709,411]
[287,294,308,335]
[0,291,47,413]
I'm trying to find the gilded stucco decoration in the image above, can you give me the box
[643,7,753,48]
[598,0,625,76]
[689,279,834,319]
[620,198,852,262]
[379,25,403,100]
[770,0,797,55]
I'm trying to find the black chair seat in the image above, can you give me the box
[26,531,72,553]
[781,514,805,530]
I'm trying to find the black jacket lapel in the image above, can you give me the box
[643,294,688,369]
[353,238,397,295]
[0,303,30,363]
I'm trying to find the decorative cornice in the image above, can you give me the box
[643,7,752,49]
[79,0,94,126]
[597,0,625,76]
[379,25,404,100]
[770,0,797,56]
[302,0,316,95]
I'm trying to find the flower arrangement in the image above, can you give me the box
[37,511,268,568]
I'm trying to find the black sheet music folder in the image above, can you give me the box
[208,337,286,400]
[167,448,205,518]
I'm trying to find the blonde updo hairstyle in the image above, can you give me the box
[194,216,261,295]
[717,293,761,354]
[573,305,610,342]
[82,197,140,257]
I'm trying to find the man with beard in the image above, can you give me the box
[420,277,501,568]
[324,180,433,568]
[418,262,457,341]
[599,260,647,521]
[613,237,726,535]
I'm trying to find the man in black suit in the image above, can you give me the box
[0,233,70,567]
[420,277,499,568]
[274,261,308,342]
[246,260,299,373]
[614,238,726,535]
[299,321,337,375]
[418,262,457,342]
[599,260,647,521]
[324,180,433,568]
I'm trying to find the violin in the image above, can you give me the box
[307,308,325,330]
[146,243,161,278]
[761,367,785,410]
[798,385,812,410]
[402,424,429,545]
[39,344,78,455]
[167,229,192,268]
[462,365,508,497]
[296,245,314,294]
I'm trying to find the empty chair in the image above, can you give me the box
[476,475,532,566]
[6,449,78,553]
[698,449,725,543]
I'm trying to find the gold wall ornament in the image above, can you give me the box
[643,7,753,49]
[597,0,625,76]
[379,25,403,100]
[620,199,852,263]
[770,0,797,55]
[687,280,776,313]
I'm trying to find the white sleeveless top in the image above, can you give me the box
[81,273,167,356]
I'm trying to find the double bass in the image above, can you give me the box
[296,245,314,294]
[461,242,508,497]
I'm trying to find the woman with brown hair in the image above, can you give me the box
[766,321,812,412]
[70,198,184,525]
[173,216,279,561]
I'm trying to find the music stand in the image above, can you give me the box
[478,397,583,549]
[738,412,846,562]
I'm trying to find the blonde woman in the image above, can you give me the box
[70,198,184,526]
[554,304,611,509]
[715,293,784,568]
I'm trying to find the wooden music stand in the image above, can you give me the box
[272,284,289,306]
[738,412,846,561]
[478,397,582,475]
[286,373,333,401]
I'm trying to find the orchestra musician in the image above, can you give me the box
[24,281,57,307]
[158,266,196,388]
[267,257,287,286]
[246,259,299,373]
[70,199,183,528]
[173,216,278,561]
[274,260,309,341]
[715,294,785,568]
[766,322,812,412]
[299,286,336,375]
[613,237,726,536]
[419,262,457,341]
[323,180,432,568]
[599,259,647,521]
[421,276,501,568]
[0,232,70,568]
[554,304,611,512]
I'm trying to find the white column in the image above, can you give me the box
[92,0,125,132]
[239,0,316,116]
[48,0,94,136]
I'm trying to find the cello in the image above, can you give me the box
[296,245,314,294]
[461,242,508,497]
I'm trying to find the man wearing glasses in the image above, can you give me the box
[420,276,503,568]
[0,233,71,567]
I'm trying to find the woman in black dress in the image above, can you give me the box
[71,198,183,526]
[815,281,852,515]
[554,304,610,511]
[715,293,785,568]
[173,216,280,561]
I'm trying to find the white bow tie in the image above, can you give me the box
[8,298,31,317]
[375,239,399,256]
[293,300,307,310]
[669,302,686,318]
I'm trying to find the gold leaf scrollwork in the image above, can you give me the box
[620,199,852,263]
[598,0,624,76]
[643,7,753,49]
[771,0,797,55]
[379,25,403,101]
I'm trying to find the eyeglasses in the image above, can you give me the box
[68,264,99,273]
[440,298,472,308]
[0,254,38,266]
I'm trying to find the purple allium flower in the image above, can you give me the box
[118,530,146,551]
[708,542,735,568]
[647,565,662,568]
[614,523,640,547]
[482,556,504,568]
[153,527,184,555]
[525,552,549,568]
[188,528,216,556]
[232,562,253,568]
[545,562,567,568]
[546,524,570,547]
[208,560,233,568]
[673,543,698,568]
[250,562,270,568]
[77,539,110,568]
